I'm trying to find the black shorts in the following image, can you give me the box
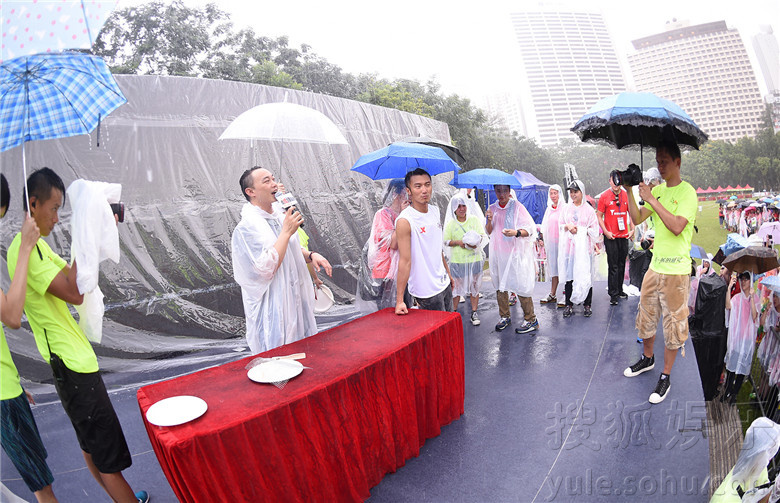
[53,363,132,474]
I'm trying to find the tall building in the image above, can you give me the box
[753,25,780,94]
[510,8,627,146]
[628,20,765,143]
[480,92,528,137]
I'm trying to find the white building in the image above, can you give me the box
[628,20,765,143]
[510,7,627,147]
[480,92,528,137]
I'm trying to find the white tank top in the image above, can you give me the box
[396,205,449,298]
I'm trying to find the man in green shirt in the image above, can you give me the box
[7,168,148,503]
[621,140,698,404]
[0,174,57,502]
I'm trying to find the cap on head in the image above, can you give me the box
[567,180,583,192]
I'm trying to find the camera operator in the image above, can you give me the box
[621,140,698,405]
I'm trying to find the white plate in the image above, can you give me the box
[314,285,334,313]
[146,396,207,427]
[247,359,304,383]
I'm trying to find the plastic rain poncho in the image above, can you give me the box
[67,179,122,344]
[443,195,486,298]
[689,255,715,313]
[558,185,600,304]
[712,417,780,502]
[355,180,408,314]
[231,202,316,354]
[724,284,758,375]
[540,184,565,278]
[487,198,536,297]
[740,212,749,238]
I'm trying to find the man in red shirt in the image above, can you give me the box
[597,176,634,305]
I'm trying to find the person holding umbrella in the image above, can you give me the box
[623,139,699,404]
[722,271,758,404]
[0,175,58,503]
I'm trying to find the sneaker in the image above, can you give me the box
[563,305,573,318]
[470,312,480,326]
[515,319,539,334]
[618,292,628,299]
[584,305,592,317]
[556,301,566,309]
[636,337,643,344]
[623,354,655,377]
[609,297,618,306]
[135,491,150,503]
[649,374,671,404]
[495,317,511,331]
[540,294,557,304]
[509,293,518,306]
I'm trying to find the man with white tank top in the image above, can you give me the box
[395,168,453,314]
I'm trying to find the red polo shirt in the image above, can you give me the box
[597,188,631,238]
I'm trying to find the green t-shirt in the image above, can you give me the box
[648,181,698,275]
[443,216,485,264]
[297,227,309,251]
[7,235,98,374]
[0,326,23,400]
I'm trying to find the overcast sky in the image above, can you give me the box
[120,0,780,101]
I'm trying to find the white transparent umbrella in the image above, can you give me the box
[219,100,349,175]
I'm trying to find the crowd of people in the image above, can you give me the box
[0,139,714,500]
[721,201,779,239]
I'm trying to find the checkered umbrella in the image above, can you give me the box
[0,51,126,207]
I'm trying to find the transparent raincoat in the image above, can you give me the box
[355,180,408,314]
[67,179,122,343]
[487,198,536,296]
[724,281,758,375]
[443,195,487,298]
[231,202,316,354]
[539,184,565,279]
[558,185,600,304]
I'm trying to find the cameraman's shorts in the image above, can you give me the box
[53,366,132,474]
[635,269,691,351]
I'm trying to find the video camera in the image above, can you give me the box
[610,163,643,187]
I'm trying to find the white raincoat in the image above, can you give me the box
[540,184,565,278]
[67,179,122,343]
[487,198,536,296]
[231,202,317,354]
[443,195,487,298]
[558,184,599,304]
[724,286,758,375]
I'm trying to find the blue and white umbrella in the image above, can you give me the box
[0,51,126,206]
[351,142,460,180]
[571,92,708,169]
[449,168,522,190]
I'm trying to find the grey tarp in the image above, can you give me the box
[0,75,455,397]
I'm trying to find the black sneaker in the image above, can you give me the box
[609,297,618,306]
[618,292,628,299]
[623,354,655,377]
[495,317,511,331]
[563,305,573,318]
[649,374,671,404]
[584,305,592,317]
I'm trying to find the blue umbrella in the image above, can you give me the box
[449,168,521,190]
[690,244,708,260]
[351,142,460,180]
[761,275,780,294]
[1,52,127,205]
[571,92,707,169]
[719,233,750,256]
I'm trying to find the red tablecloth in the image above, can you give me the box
[137,308,465,502]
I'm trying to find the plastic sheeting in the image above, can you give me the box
[0,75,454,397]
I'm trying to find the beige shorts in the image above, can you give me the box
[635,269,691,350]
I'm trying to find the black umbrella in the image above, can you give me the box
[721,246,779,274]
[396,135,466,165]
[571,92,708,168]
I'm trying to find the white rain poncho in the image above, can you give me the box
[558,182,600,304]
[539,184,565,278]
[689,254,715,313]
[67,179,122,344]
[487,198,536,297]
[355,179,408,314]
[726,417,780,497]
[443,195,487,298]
[724,283,758,375]
[231,202,317,354]
[739,212,749,238]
